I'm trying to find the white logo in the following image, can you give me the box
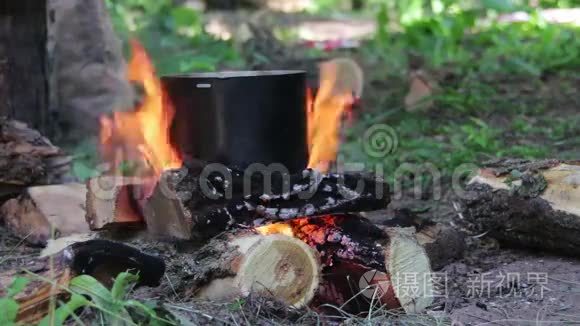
[359,269,391,299]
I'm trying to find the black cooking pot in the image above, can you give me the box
[162,71,308,173]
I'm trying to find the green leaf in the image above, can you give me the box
[111,272,139,301]
[69,275,113,309]
[124,299,164,325]
[7,277,29,298]
[38,294,90,326]
[0,298,19,325]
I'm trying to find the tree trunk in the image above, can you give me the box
[0,0,49,134]
[460,159,580,256]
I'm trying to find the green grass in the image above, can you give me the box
[342,6,580,186]
[106,0,243,74]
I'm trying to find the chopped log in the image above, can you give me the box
[142,172,192,240]
[146,162,389,240]
[413,222,465,270]
[188,215,434,313]
[0,118,71,186]
[85,176,145,230]
[370,208,466,270]
[0,239,165,324]
[460,159,580,256]
[0,183,89,246]
[285,215,434,313]
[183,232,321,308]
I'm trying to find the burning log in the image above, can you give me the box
[85,176,145,230]
[185,215,434,314]
[144,162,389,240]
[0,183,89,246]
[460,159,580,256]
[186,232,321,308]
[288,216,434,313]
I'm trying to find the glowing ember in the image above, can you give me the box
[307,58,363,172]
[99,40,182,177]
[255,215,339,239]
[256,222,295,237]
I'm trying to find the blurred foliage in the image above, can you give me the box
[99,0,579,188]
[105,0,243,74]
[342,0,580,186]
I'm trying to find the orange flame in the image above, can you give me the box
[307,58,363,173]
[256,222,295,237]
[255,215,339,237]
[100,41,182,177]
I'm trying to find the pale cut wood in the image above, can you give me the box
[85,176,144,230]
[188,233,321,308]
[0,183,89,245]
[142,174,192,240]
[384,228,434,314]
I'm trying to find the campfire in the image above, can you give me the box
[3,2,580,325]
[81,41,439,314]
[0,41,465,323]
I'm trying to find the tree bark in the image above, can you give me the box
[0,118,71,187]
[460,159,580,256]
[0,0,49,134]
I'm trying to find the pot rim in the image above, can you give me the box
[162,70,306,79]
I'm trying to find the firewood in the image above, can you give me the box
[365,208,466,270]
[146,161,389,240]
[0,239,165,324]
[85,176,145,230]
[460,159,580,256]
[0,118,71,186]
[186,216,434,313]
[290,216,434,313]
[0,183,89,246]
[413,222,465,270]
[184,232,321,308]
[142,172,192,240]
